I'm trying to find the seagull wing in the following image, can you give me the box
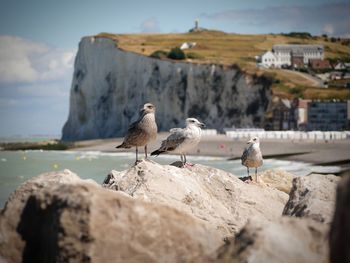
[241,147,250,165]
[169,128,183,133]
[121,118,145,146]
[160,128,187,152]
[127,116,142,131]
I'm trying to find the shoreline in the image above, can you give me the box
[2,133,350,173]
[70,133,350,173]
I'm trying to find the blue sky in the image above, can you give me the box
[0,0,349,137]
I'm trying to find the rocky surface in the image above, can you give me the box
[329,174,350,263]
[215,217,329,263]
[0,169,83,263]
[62,37,271,140]
[0,170,221,263]
[0,161,340,263]
[103,160,288,237]
[283,173,340,223]
[257,169,295,194]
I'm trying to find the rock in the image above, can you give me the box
[103,160,289,237]
[283,173,340,223]
[215,217,329,263]
[62,36,271,140]
[329,174,350,263]
[258,169,295,194]
[0,170,222,262]
[0,169,82,263]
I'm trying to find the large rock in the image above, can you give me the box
[103,160,289,237]
[0,170,222,262]
[283,173,340,223]
[329,174,350,263]
[215,217,329,263]
[62,36,271,140]
[258,169,295,194]
[0,169,83,263]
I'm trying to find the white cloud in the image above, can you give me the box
[0,35,76,84]
[0,35,76,137]
[140,17,161,33]
[322,24,334,35]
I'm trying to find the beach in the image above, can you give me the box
[71,133,350,171]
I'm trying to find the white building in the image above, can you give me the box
[180,42,196,50]
[334,62,346,70]
[259,51,278,68]
[257,44,324,68]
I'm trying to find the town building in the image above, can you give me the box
[291,56,304,68]
[180,42,196,50]
[259,51,277,68]
[334,62,347,70]
[296,99,311,130]
[257,44,325,68]
[307,101,348,131]
[309,59,331,70]
[265,97,298,130]
[265,98,350,131]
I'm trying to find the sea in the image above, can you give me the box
[0,149,336,209]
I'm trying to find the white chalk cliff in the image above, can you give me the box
[62,36,271,140]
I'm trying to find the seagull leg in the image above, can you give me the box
[144,145,148,160]
[135,146,139,165]
[255,167,258,183]
[180,155,185,167]
[248,167,253,181]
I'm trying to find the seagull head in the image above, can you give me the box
[186,118,205,128]
[247,137,260,145]
[140,103,156,114]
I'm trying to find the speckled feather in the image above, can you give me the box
[241,144,263,168]
[117,108,157,148]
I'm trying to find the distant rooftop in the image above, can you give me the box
[273,44,324,53]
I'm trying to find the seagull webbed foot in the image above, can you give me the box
[134,159,143,165]
[243,176,254,184]
[183,163,195,168]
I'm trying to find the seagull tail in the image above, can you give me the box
[151,149,165,156]
[115,142,130,149]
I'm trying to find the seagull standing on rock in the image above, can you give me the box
[116,103,158,164]
[151,118,205,167]
[241,137,263,182]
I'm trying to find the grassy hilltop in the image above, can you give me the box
[96,31,350,100]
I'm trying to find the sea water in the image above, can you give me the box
[0,150,321,208]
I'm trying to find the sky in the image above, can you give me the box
[0,0,349,138]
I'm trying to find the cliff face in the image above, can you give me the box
[62,37,271,140]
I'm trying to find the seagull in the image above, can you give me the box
[116,103,158,164]
[151,118,205,167]
[241,137,263,182]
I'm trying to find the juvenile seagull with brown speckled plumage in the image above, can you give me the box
[116,103,157,164]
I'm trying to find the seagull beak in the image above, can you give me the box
[199,122,206,128]
[247,139,253,144]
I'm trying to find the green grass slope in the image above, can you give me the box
[95,31,350,100]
